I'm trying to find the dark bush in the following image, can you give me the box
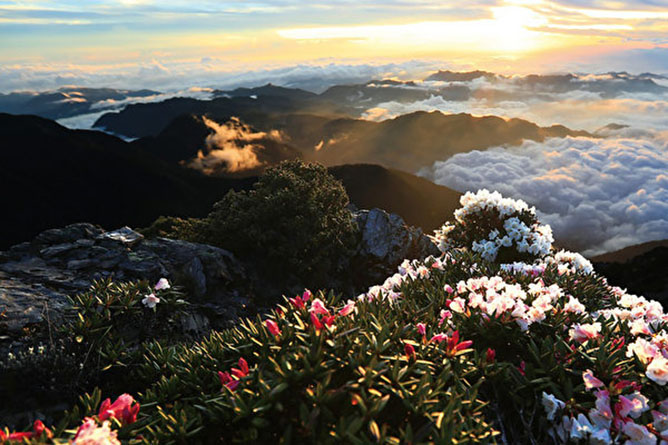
[138,215,206,242]
[203,160,359,288]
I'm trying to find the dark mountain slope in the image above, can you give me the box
[0,113,255,249]
[126,111,592,175]
[329,164,461,232]
[590,239,668,263]
[593,242,668,308]
[95,88,351,138]
[306,111,592,171]
[0,114,464,248]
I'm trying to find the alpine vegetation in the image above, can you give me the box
[2,191,667,444]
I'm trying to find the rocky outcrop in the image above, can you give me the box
[352,208,439,286]
[0,211,439,338]
[0,223,251,337]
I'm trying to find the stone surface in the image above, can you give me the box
[0,223,252,337]
[0,211,438,338]
[352,208,439,286]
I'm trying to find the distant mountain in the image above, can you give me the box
[0,87,159,120]
[424,70,497,82]
[590,239,668,263]
[0,113,463,248]
[593,240,668,308]
[104,108,591,174]
[301,111,591,172]
[213,83,318,101]
[94,86,352,138]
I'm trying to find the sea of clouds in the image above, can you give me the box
[366,71,668,255]
[420,131,668,256]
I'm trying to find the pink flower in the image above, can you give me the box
[448,297,467,314]
[486,348,496,363]
[154,278,170,291]
[404,343,416,361]
[0,420,52,442]
[218,371,240,391]
[338,300,355,317]
[310,298,330,316]
[444,284,454,294]
[518,361,526,376]
[265,319,281,337]
[310,312,335,330]
[73,418,120,445]
[438,310,452,327]
[617,393,649,419]
[98,394,140,425]
[430,333,448,343]
[231,357,249,379]
[141,293,160,308]
[417,323,426,336]
[583,369,604,390]
[289,289,311,309]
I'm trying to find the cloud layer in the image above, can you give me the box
[185,116,283,174]
[362,70,668,133]
[420,135,668,256]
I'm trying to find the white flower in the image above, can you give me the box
[646,355,668,386]
[570,413,593,440]
[564,296,585,314]
[142,293,160,309]
[590,427,612,445]
[154,277,171,291]
[542,392,565,421]
[622,421,656,445]
[73,419,120,445]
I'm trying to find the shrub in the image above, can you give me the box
[138,215,206,242]
[203,160,359,288]
[4,190,667,444]
[433,189,554,263]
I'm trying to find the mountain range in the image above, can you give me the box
[0,113,463,249]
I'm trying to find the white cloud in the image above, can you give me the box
[420,135,668,256]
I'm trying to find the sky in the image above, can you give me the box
[2,0,668,91]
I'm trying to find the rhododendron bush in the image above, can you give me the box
[3,190,667,444]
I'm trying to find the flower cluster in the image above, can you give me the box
[433,189,554,262]
[141,277,171,308]
[543,370,668,444]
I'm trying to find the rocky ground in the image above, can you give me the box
[0,208,438,351]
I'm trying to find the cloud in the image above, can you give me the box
[420,135,668,256]
[0,60,440,95]
[185,116,283,174]
[361,72,668,132]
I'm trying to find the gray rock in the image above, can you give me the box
[66,259,94,270]
[39,243,78,259]
[97,226,144,247]
[352,208,439,285]
[186,257,207,297]
[1,225,252,337]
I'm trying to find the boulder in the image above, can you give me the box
[0,223,252,337]
[352,208,439,286]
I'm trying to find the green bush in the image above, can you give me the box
[203,160,359,288]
